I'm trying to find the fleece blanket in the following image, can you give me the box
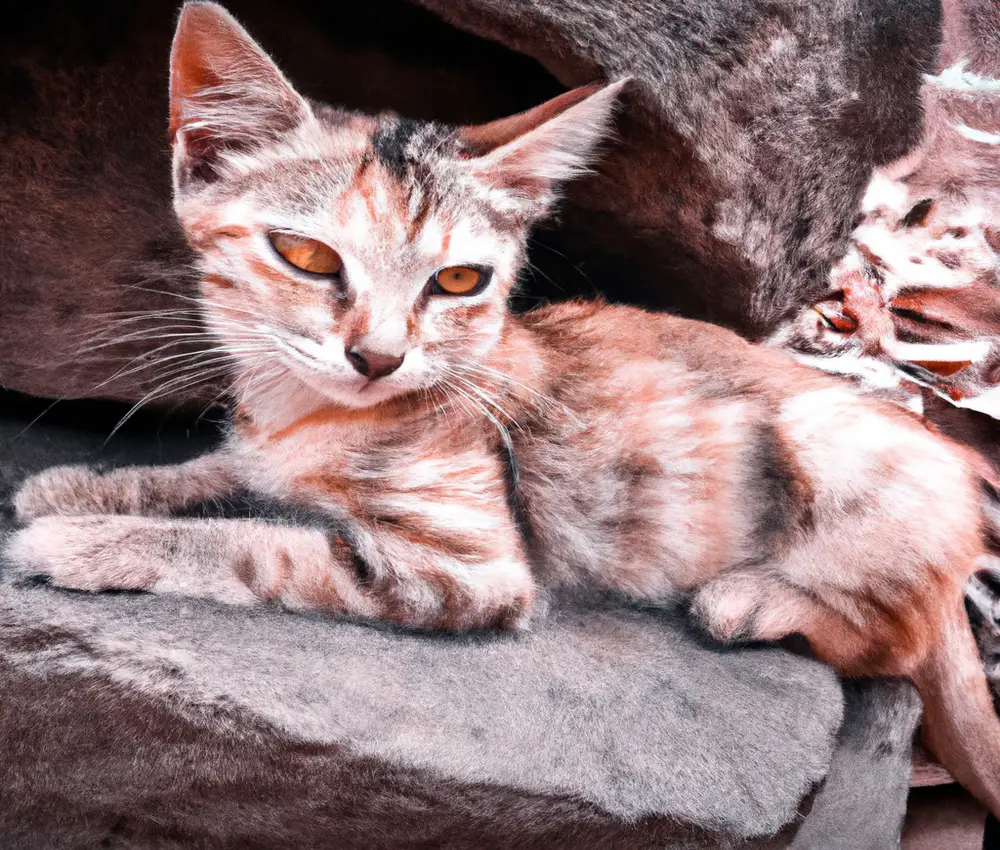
[0,394,922,848]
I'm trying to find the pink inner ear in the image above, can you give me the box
[453,79,626,203]
[170,4,240,138]
[458,84,603,156]
[169,2,302,142]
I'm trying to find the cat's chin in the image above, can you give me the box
[292,367,416,410]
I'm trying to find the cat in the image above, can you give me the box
[6,0,1000,816]
[766,47,1000,420]
[766,152,1000,422]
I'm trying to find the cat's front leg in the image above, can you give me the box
[3,515,378,617]
[12,452,236,521]
[3,512,536,631]
[343,517,537,631]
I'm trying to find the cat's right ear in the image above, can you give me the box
[457,79,628,216]
[169,1,311,187]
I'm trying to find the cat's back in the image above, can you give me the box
[511,301,985,594]
[516,299,831,403]
[516,299,970,475]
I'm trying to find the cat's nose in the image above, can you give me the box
[345,346,405,379]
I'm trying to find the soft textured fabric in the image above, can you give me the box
[412,0,940,335]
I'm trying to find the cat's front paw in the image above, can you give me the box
[13,466,111,522]
[3,516,159,592]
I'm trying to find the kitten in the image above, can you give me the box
[767,171,1000,419]
[6,0,1000,816]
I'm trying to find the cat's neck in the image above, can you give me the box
[230,365,451,440]
[230,368,330,435]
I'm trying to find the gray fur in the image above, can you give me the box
[413,0,939,334]
[788,680,923,850]
[0,587,839,834]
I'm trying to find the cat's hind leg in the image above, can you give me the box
[689,568,850,648]
[691,560,1000,817]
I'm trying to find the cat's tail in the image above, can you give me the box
[911,593,1000,817]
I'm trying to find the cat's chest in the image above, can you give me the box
[227,406,492,511]
[228,415,380,504]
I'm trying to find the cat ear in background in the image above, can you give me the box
[457,79,629,210]
[169,1,311,185]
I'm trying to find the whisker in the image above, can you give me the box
[458,361,583,425]
[104,365,235,443]
[438,374,514,452]
[88,345,250,390]
[75,329,220,355]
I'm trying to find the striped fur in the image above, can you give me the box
[769,37,1000,419]
[8,0,1000,817]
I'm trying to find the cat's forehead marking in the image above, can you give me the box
[415,216,448,258]
[372,117,424,179]
[448,218,502,264]
[332,171,390,249]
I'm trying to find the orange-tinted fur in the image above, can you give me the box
[8,0,1000,817]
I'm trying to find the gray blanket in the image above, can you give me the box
[0,398,920,848]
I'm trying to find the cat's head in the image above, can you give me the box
[168,1,625,409]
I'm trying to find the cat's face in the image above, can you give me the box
[169,2,623,409]
[176,113,524,410]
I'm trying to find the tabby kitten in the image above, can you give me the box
[768,168,1000,419]
[7,1,1000,816]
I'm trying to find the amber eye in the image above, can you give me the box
[269,231,343,276]
[433,265,486,295]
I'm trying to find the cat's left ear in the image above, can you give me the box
[169,1,312,187]
[457,79,629,213]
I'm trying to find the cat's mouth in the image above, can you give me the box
[270,337,416,408]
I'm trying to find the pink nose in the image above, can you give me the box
[345,347,405,379]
